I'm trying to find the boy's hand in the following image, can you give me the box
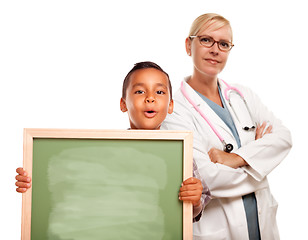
[15,168,31,193]
[179,177,202,207]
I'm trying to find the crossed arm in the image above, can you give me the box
[208,122,272,169]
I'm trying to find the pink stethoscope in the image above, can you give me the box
[180,79,255,153]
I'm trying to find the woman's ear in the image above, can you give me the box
[168,99,174,114]
[185,37,192,56]
[120,98,127,112]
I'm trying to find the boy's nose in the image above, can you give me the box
[145,96,155,103]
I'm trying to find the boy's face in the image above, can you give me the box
[120,68,173,130]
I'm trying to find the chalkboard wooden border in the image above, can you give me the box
[21,128,193,240]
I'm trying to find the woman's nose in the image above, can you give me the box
[210,43,219,55]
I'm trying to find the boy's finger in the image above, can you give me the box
[183,177,201,185]
[15,175,31,182]
[179,195,200,205]
[179,189,202,198]
[15,181,31,188]
[180,182,202,191]
[16,168,27,176]
[183,177,196,184]
[16,188,27,193]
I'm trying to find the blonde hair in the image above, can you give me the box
[188,13,233,41]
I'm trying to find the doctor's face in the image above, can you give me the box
[120,68,173,130]
[186,25,232,78]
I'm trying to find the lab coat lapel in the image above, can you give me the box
[182,79,234,138]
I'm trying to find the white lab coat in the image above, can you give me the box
[161,77,292,240]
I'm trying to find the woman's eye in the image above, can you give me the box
[135,90,144,94]
[200,37,212,43]
[219,41,230,48]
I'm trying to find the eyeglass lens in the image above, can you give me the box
[198,36,232,51]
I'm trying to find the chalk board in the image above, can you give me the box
[22,129,193,240]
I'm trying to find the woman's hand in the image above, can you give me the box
[209,121,273,168]
[255,121,272,140]
[179,177,203,207]
[208,148,247,169]
[15,168,31,193]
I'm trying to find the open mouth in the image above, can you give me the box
[144,110,157,118]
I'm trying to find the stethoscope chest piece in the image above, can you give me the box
[223,142,233,153]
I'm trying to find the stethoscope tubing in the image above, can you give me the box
[221,79,255,130]
[221,79,244,101]
[180,81,225,143]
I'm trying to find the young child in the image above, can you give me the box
[16,61,206,220]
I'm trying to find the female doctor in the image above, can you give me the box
[161,13,292,240]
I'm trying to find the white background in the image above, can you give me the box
[1,0,307,239]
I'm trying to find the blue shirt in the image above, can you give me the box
[195,86,241,148]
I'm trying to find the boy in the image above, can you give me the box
[16,61,207,220]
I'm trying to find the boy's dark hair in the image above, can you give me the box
[122,61,172,100]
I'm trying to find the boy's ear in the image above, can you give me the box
[120,98,127,112]
[168,99,174,114]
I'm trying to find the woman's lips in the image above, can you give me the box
[144,111,157,118]
[205,58,220,65]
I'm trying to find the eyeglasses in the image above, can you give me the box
[189,35,234,52]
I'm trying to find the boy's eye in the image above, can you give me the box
[156,90,165,95]
[135,90,144,94]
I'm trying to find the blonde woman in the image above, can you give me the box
[162,13,292,240]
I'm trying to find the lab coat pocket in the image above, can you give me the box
[268,194,278,219]
[263,194,279,239]
[260,191,278,222]
[256,189,280,239]
[193,228,228,240]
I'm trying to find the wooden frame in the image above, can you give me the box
[22,128,193,240]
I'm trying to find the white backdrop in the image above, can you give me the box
[1,0,307,239]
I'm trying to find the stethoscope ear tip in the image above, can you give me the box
[243,126,256,131]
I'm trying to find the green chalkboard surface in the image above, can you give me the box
[22,129,193,240]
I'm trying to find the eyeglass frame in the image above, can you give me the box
[189,35,234,52]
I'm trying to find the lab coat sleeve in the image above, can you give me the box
[233,86,293,181]
[162,98,267,198]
